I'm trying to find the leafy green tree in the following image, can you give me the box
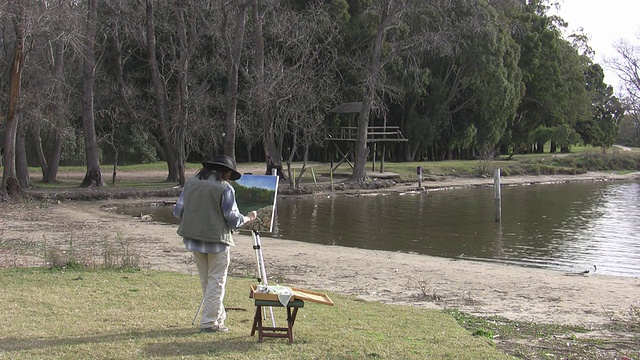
[393,0,523,160]
[509,0,589,154]
[451,1,523,156]
[550,124,581,151]
[616,107,640,147]
[577,64,625,153]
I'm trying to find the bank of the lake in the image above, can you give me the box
[4,170,640,359]
[4,171,639,326]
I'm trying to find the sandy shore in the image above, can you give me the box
[1,171,640,329]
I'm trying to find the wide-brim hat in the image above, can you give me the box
[202,155,241,180]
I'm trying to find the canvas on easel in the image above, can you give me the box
[231,174,279,233]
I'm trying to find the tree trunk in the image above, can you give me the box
[32,122,49,182]
[34,38,65,184]
[223,0,248,159]
[353,2,393,182]
[112,148,118,185]
[44,38,67,183]
[80,0,104,188]
[16,121,31,188]
[146,0,173,182]
[1,0,26,196]
[145,0,190,184]
[251,0,280,170]
[249,0,281,171]
[171,2,195,186]
[162,136,180,183]
[45,123,63,183]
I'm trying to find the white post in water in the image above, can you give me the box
[417,166,423,188]
[494,168,502,222]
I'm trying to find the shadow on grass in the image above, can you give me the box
[0,326,264,356]
[144,335,264,357]
[0,327,190,352]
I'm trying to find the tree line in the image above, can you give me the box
[0,0,633,195]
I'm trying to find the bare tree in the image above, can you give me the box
[249,0,276,167]
[15,120,31,188]
[144,0,201,185]
[245,0,340,179]
[609,39,640,103]
[79,0,104,187]
[1,0,26,196]
[221,0,249,160]
[35,1,80,184]
[12,1,84,184]
[353,0,408,182]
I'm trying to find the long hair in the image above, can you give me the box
[196,166,225,181]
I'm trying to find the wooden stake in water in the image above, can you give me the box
[494,168,502,222]
[330,167,334,191]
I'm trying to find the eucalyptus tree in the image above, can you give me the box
[106,0,212,185]
[244,0,341,180]
[104,1,168,163]
[350,0,404,182]
[15,120,31,188]
[78,0,105,187]
[246,0,272,166]
[220,0,249,160]
[97,2,158,170]
[144,0,183,185]
[24,0,84,184]
[1,0,26,196]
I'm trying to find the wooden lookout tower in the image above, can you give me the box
[326,102,408,173]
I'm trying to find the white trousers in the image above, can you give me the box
[193,248,230,328]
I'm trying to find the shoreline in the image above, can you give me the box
[2,171,640,329]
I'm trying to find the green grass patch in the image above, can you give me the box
[0,268,513,359]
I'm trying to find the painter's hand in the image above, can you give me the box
[246,211,258,222]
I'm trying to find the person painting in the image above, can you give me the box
[173,155,257,333]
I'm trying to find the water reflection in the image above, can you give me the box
[118,181,640,277]
[273,181,640,277]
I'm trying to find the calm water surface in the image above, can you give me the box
[121,181,640,277]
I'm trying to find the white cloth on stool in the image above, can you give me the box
[267,285,294,306]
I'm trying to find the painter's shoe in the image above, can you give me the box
[201,325,229,333]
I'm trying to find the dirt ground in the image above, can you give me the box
[2,169,640,358]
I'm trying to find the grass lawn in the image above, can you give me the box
[0,268,513,360]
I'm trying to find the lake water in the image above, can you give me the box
[118,180,640,278]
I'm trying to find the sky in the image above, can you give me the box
[551,0,640,94]
[235,174,279,191]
